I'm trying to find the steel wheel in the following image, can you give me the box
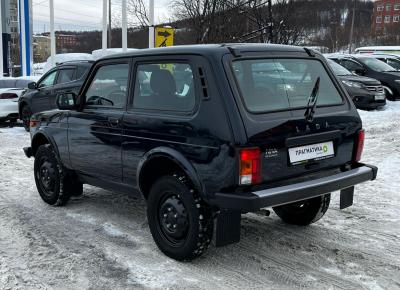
[157,193,189,247]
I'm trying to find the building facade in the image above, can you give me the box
[373,0,400,32]
[56,34,78,53]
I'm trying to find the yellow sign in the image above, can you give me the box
[155,27,174,48]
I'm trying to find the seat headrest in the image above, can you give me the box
[150,69,176,96]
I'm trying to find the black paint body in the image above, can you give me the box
[28,44,364,209]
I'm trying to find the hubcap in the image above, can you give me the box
[38,160,56,195]
[158,194,189,244]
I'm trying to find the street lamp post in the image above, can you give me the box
[149,0,154,48]
[122,0,127,52]
[0,1,3,76]
[50,0,55,67]
[102,0,107,51]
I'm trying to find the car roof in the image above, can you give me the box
[99,43,309,60]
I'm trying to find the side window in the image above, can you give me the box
[133,62,195,112]
[341,60,363,72]
[85,63,129,108]
[76,66,89,80]
[56,69,75,84]
[38,70,57,88]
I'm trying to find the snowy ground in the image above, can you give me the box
[0,104,399,290]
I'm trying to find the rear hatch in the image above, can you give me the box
[227,54,361,184]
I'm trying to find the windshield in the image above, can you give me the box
[386,58,400,70]
[327,59,352,76]
[231,58,343,113]
[356,57,397,72]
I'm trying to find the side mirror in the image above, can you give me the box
[28,82,37,89]
[57,92,78,110]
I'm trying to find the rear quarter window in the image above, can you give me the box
[231,58,343,113]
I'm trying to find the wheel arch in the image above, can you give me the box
[31,131,60,158]
[137,147,204,200]
[18,100,29,117]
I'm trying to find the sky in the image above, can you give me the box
[32,0,171,33]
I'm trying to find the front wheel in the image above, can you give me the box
[147,174,214,261]
[34,144,82,206]
[273,194,331,226]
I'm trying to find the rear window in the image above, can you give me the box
[231,58,343,113]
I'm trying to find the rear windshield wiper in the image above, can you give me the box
[304,77,320,123]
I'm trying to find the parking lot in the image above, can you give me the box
[0,102,398,290]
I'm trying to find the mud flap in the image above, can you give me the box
[216,209,241,247]
[340,186,354,209]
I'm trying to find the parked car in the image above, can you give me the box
[0,88,26,123]
[18,60,93,131]
[0,77,39,124]
[327,54,400,100]
[370,53,400,70]
[23,44,377,261]
[327,59,386,110]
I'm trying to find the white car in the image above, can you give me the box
[0,88,26,123]
[0,77,40,123]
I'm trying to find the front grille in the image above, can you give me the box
[366,85,384,94]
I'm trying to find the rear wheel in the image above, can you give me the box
[21,104,31,132]
[273,194,330,226]
[147,174,214,261]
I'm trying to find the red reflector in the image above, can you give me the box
[0,93,18,99]
[29,120,39,128]
[355,130,365,162]
[239,148,261,185]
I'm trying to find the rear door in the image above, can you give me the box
[227,54,360,183]
[32,69,58,113]
[50,66,76,109]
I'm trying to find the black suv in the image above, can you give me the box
[327,59,386,110]
[18,60,93,130]
[327,54,400,100]
[370,53,400,70]
[23,44,377,261]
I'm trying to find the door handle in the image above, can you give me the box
[108,117,120,126]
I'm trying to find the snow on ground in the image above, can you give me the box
[0,103,400,289]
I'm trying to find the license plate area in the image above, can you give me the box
[289,141,334,165]
[375,94,385,101]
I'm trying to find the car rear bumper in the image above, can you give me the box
[0,100,19,120]
[210,163,377,212]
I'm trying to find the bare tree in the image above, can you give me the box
[128,0,149,27]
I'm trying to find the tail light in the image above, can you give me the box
[29,120,39,128]
[239,148,261,185]
[0,93,18,99]
[354,129,365,162]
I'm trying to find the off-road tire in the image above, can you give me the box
[34,144,81,205]
[147,174,214,261]
[273,194,331,226]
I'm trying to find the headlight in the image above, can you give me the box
[395,80,400,84]
[341,80,364,89]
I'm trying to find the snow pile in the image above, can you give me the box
[92,48,138,60]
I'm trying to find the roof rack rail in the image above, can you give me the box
[56,60,94,66]
[304,47,315,57]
